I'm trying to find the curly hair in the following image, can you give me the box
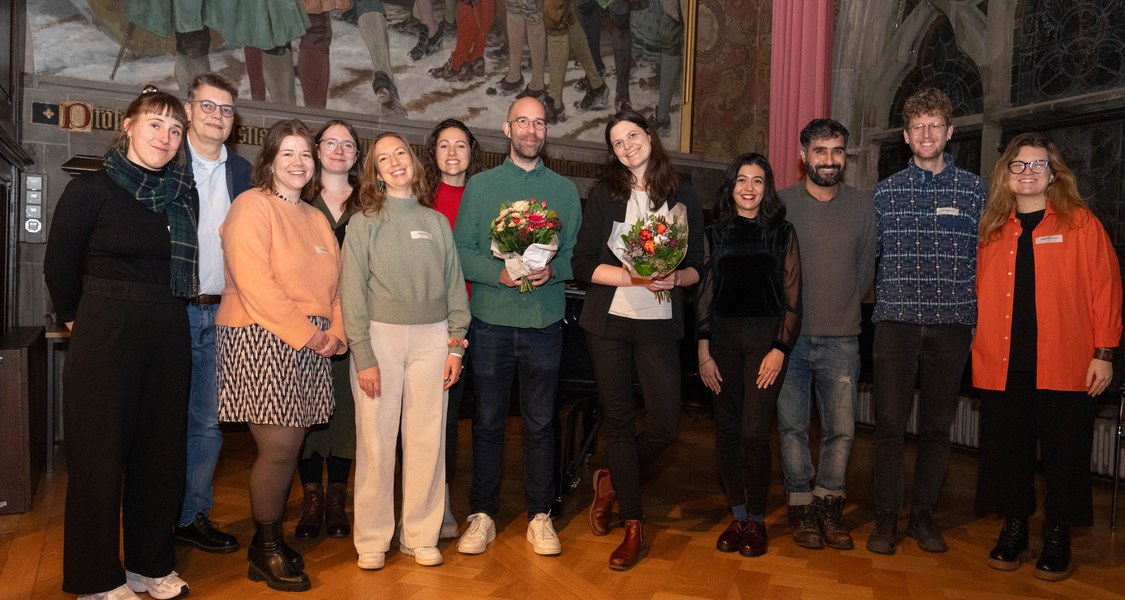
[303,119,363,210]
[715,153,786,227]
[356,132,431,217]
[421,118,483,198]
[250,119,315,193]
[598,108,679,208]
[979,133,1088,245]
[902,87,953,126]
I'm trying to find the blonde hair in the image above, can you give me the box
[979,133,1088,245]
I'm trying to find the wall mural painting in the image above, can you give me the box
[31,0,693,148]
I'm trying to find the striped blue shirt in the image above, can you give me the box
[872,153,986,325]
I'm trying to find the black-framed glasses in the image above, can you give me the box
[190,100,235,118]
[319,138,357,153]
[509,117,548,131]
[1008,159,1050,174]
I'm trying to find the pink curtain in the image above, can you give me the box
[768,0,835,189]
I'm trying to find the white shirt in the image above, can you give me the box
[188,137,232,295]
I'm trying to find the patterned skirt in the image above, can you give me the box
[216,316,335,427]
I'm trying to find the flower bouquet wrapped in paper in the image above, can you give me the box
[490,199,562,292]
[609,203,688,302]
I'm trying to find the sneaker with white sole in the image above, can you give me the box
[400,544,443,566]
[125,570,188,599]
[527,513,562,555]
[440,517,461,539]
[357,551,386,570]
[78,584,141,600]
[457,512,496,554]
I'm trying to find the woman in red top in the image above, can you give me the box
[973,133,1121,582]
[421,118,483,538]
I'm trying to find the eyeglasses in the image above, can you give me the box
[908,122,947,135]
[1008,159,1050,174]
[320,138,357,153]
[190,100,235,118]
[508,117,548,131]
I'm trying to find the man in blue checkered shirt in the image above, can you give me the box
[866,87,987,556]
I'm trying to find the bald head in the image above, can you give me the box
[508,96,546,122]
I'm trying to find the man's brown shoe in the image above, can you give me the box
[716,520,746,553]
[590,468,616,536]
[608,520,648,570]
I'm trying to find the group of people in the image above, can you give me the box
[44,76,1119,600]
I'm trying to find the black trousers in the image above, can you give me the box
[62,278,190,594]
[975,371,1096,526]
[585,315,681,521]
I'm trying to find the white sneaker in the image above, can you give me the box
[78,584,141,600]
[124,570,188,599]
[457,512,496,554]
[400,544,444,566]
[440,485,460,539]
[357,552,386,570]
[527,513,562,555]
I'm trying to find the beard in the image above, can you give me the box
[805,162,843,187]
[513,133,545,163]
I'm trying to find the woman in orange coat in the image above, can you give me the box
[972,133,1121,582]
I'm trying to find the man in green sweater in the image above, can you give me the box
[452,97,583,557]
[777,118,876,552]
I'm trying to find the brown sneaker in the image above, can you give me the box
[788,504,824,549]
[815,495,854,550]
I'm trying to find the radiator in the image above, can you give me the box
[854,383,1123,477]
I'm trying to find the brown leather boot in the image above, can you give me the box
[294,483,324,539]
[608,520,648,571]
[324,483,351,538]
[589,468,616,536]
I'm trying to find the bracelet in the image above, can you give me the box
[1094,347,1114,362]
[700,358,714,367]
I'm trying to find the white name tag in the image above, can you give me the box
[936,207,960,216]
[1035,235,1063,244]
[411,230,433,240]
[314,245,329,254]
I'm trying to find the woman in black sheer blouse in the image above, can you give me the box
[696,153,801,558]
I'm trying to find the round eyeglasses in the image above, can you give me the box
[189,100,235,118]
[509,117,548,131]
[1008,160,1050,174]
[320,139,357,153]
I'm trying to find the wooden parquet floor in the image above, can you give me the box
[3,408,1125,599]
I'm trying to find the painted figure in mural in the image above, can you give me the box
[571,109,704,570]
[429,0,496,82]
[245,0,349,109]
[452,97,582,557]
[776,118,875,552]
[292,119,364,542]
[575,0,638,111]
[45,85,197,600]
[650,0,685,136]
[172,72,253,558]
[215,119,346,592]
[696,153,802,560]
[421,118,486,539]
[866,86,987,556]
[543,0,610,123]
[341,132,470,570]
[973,133,1121,582]
[485,0,548,103]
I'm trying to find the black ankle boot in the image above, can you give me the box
[324,483,351,538]
[295,483,324,539]
[247,521,311,591]
[987,516,1029,571]
[1034,522,1073,581]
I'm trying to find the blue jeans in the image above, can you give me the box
[872,322,972,513]
[179,303,223,526]
[468,317,562,519]
[777,335,858,504]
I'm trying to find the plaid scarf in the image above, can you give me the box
[104,148,200,298]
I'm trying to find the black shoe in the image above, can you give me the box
[468,57,486,79]
[324,482,351,538]
[1034,522,1073,581]
[516,84,547,101]
[815,495,854,550]
[429,61,469,81]
[865,509,898,555]
[175,514,240,553]
[615,95,632,112]
[574,83,609,112]
[545,97,567,124]
[988,516,1029,571]
[408,23,444,61]
[788,504,824,549]
[906,509,947,553]
[372,71,406,117]
[247,521,311,592]
[486,75,525,96]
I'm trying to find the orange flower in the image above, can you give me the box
[655,223,667,235]
[640,229,653,241]
[644,240,656,254]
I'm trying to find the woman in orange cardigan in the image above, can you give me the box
[973,133,1121,582]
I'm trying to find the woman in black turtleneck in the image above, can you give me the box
[696,152,801,559]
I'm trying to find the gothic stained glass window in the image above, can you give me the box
[1012,0,1125,104]
[887,16,984,128]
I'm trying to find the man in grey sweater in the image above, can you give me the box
[777,119,876,551]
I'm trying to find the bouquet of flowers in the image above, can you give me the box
[609,203,688,303]
[490,199,562,292]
